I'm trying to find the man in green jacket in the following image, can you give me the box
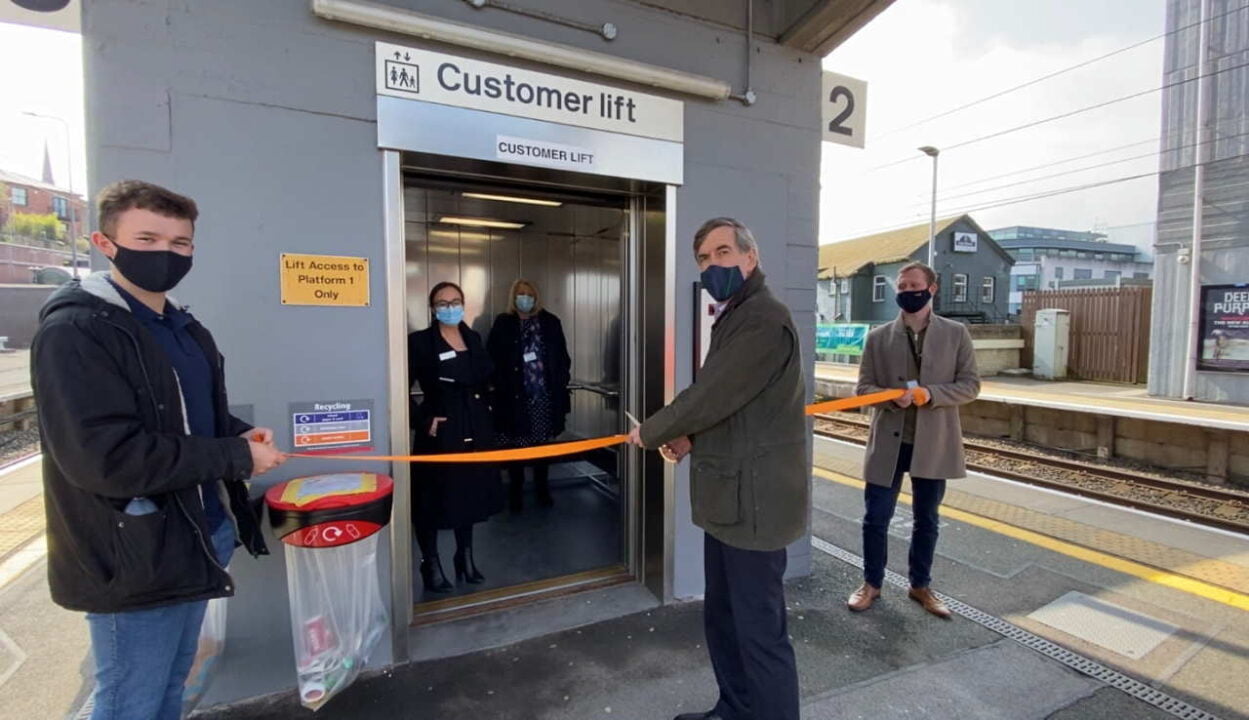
[628,217,808,720]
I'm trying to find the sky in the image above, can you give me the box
[0,21,86,195]
[820,0,1168,248]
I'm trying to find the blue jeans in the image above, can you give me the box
[87,520,236,720]
[862,443,947,589]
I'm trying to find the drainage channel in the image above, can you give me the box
[811,535,1222,720]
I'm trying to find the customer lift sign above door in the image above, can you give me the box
[377,42,684,143]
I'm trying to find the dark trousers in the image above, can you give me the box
[507,462,551,507]
[703,533,799,720]
[862,443,947,589]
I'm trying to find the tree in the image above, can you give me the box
[4,212,66,247]
[0,182,11,230]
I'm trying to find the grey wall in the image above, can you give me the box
[84,0,822,702]
[1151,0,1249,402]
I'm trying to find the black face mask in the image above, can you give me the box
[896,289,932,314]
[110,244,193,293]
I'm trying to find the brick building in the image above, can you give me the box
[0,167,88,243]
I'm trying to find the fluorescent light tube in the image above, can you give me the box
[437,216,528,229]
[462,192,563,207]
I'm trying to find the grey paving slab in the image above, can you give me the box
[803,640,1099,720]
[1046,687,1187,720]
[195,539,1006,720]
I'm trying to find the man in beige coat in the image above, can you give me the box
[848,261,980,618]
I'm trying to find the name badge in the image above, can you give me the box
[439,351,456,361]
[905,380,918,390]
[523,352,538,363]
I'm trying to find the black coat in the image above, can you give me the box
[487,310,572,438]
[31,275,268,614]
[408,324,504,528]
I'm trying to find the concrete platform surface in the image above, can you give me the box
[3,425,1248,719]
[192,445,1249,720]
[815,361,1249,431]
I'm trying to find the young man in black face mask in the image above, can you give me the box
[627,217,808,720]
[849,261,980,619]
[31,180,286,719]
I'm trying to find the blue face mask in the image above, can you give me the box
[515,294,536,313]
[700,264,745,302]
[435,306,464,326]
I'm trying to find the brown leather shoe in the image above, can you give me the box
[908,586,952,619]
[847,583,881,612]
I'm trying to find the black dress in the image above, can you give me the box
[487,310,572,445]
[408,324,504,529]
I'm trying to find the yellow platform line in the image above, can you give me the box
[813,467,1249,613]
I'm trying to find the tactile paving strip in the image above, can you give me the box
[814,449,1249,596]
[0,495,44,561]
[940,490,1249,595]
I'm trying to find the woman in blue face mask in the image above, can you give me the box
[487,280,572,512]
[408,281,504,594]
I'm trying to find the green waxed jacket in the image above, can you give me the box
[640,269,809,551]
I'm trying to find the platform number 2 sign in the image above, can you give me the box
[822,71,867,149]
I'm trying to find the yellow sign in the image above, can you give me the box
[280,253,370,307]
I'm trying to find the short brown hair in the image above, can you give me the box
[96,180,198,238]
[898,261,937,286]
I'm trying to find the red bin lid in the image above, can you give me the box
[265,473,393,512]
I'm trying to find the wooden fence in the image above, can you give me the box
[1020,286,1151,384]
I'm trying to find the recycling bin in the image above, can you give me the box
[265,472,394,711]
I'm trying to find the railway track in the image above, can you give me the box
[0,390,39,471]
[814,413,1249,535]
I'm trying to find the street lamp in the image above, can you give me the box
[918,146,940,267]
[22,110,80,277]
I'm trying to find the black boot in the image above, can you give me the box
[453,548,485,584]
[453,526,485,584]
[419,557,452,593]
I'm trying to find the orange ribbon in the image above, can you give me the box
[290,388,922,463]
[290,434,629,463]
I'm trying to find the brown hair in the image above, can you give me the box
[428,281,465,323]
[96,180,199,238]
[898,261,937,287]
[508,278,543,315]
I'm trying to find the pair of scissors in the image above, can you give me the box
[624,411,679,464]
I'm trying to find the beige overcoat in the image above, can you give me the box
[856,313,981,486]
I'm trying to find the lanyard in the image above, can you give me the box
[905,328,924,371]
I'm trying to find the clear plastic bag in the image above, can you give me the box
[182,595,228,715]
[284,535,389,711]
